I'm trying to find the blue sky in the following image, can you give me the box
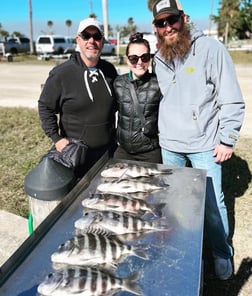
[1,0,218,38]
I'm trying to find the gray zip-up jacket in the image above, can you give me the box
[154,28,245,153]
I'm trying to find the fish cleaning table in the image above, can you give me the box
[0,157,207,296]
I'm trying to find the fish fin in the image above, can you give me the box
[107,262,118,271]
[152,218,172,231]
[115,162,129,169]
[97,264,118,274]
[107,205,122,210]
[83,208,99,213]
[156,180,170,188]
[86,227,112,236]
[133,246,149,260]
[123,272,143,295]
[161,168,173,175]
[115,232,148,242]
[52,262,68,270]
[126,192,148,201]
[152,168,173,175]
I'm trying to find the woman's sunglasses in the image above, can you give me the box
[128,53,151,65]
[79,31,103,41]
[154,15,181,28]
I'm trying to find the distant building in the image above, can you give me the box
[203,28,218,40]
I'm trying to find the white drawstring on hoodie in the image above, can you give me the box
[84,68,112,102]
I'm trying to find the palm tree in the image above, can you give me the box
[147,0,156,11]
[65,19,72,36]
[89,13,97,18]
[127,17,137,35]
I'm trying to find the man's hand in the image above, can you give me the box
[213,144,234,163]
[55,138,69,152]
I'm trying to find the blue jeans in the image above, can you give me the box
[162,148,233,258]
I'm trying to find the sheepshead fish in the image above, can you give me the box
[81,193,165,217]
[75,211,169,236]
[97,180,165,193]
[100,191,149,201]
[101,163,172,179]
[51,233,148,269]
[37,267,143,296]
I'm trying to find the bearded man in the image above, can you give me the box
[152,0,245,281]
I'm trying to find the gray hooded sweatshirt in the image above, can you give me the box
[154,28,245,153]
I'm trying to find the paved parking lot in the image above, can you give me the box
[0,61,251,137]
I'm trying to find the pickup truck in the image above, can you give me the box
[0,37,31,55]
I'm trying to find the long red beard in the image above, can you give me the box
[157,25,191,62]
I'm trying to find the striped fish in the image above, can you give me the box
[51,233,148,269]
[37,267,143,295]
[103,191,149,201]
[75,211,169,236]
[81,193,165,217]
[97,180,165,193]
[101,163,172,179]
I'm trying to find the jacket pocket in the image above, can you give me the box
[158,104,205,142]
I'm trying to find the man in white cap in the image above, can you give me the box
[152,0,245,281]
[38,18,118,178]
[76,18,105,65]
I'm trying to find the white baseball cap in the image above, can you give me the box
[77,18,103,34]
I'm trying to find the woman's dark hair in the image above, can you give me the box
[126,32,150,56]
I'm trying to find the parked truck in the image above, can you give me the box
[0,37,31,55]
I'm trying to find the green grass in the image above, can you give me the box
[0,106,251,219]
[0,107,51,217]
[229,50,252,64]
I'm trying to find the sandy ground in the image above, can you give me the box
[0,62,251,137]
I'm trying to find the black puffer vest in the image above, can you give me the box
[114,71,161,154]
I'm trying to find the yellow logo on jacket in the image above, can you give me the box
[185,67,195,74]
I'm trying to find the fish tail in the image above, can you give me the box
[157,180,170,188]
[152,218,172,231]
[150,203,166,217]
[159,168,173,175]
[133,246,149,260]
[123,272,143,295]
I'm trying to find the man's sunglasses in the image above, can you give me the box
[154,15,181,28]
[79,32,103,41]
[128,53,151,64]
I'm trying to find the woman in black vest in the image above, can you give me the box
[113,32,162,163]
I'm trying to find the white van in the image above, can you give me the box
[35,35,76,55]
[143,33,158,56]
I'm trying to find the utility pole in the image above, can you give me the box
[208,0,214,36]
[89,0,93,14]
[28,0,34,54]
[102,0,108,39]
